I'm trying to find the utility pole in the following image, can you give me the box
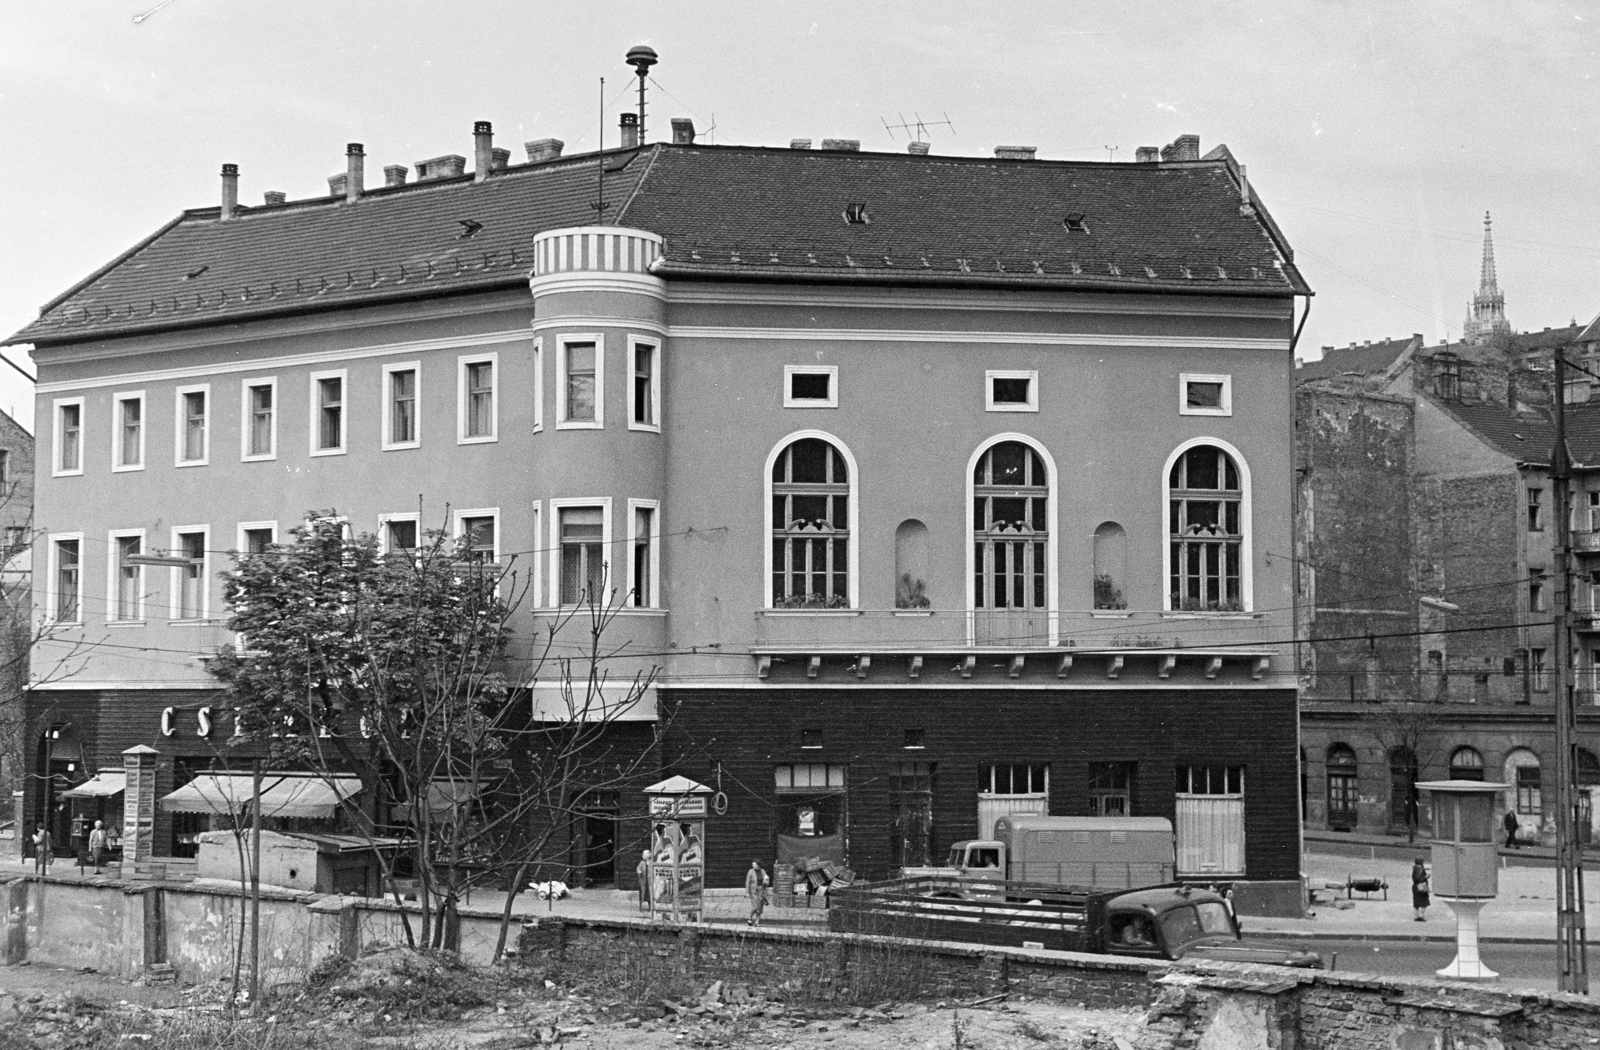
[1552,349,1590,995]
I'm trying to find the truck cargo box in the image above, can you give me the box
[991,815,1175,889]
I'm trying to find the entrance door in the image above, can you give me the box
[575,811,617,887]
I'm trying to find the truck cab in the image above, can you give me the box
[900,840,1007,898]
[1103,887,1321,968]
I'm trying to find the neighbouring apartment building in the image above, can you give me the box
[0,410,34,814]
[6,119,1311,912]
[1296,214,1600,843]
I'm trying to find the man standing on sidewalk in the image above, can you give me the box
[1503,808,1520,850]
[745,859,769,928]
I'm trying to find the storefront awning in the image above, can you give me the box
[159,773,362,819]
[61,771,126,799]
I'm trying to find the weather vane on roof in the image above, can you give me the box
[881,112,955,144]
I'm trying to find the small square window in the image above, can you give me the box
[784,366,838,408]
[903,728,926,749]
[801,728,823,749]
[985,370,1038,412]
[1179,373,1232,416]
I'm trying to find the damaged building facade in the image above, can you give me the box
[9,119,1310,912]
[1296,215,1600,841]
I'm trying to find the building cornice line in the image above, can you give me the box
[665,285,1292,319]
[668,326,1290,351]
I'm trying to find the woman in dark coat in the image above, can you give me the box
[1411,858,1430,921]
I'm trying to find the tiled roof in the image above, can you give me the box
[7,143,1309,347]
[1295,336,1417,382]
[1430,397,1600,467]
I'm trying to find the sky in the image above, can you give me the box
[3,1,1598,433]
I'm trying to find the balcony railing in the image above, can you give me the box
[1573,531,1600,555]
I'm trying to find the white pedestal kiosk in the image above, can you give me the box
[1417,779,1510,980]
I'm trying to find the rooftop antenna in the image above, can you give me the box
[881,111,955,144]
[1104,145,1120,161]
[702,113,719,144]
[593,76,608,222]
[626,44,658,142]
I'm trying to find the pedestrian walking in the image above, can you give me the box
[745,859,769,927]
[636,850,651,911]
[1502,808,1520,850]
[1411,858,1430,922]
[87,820,108,874]
[31,825,52,875]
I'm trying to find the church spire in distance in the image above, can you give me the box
[1464,211,1511,345]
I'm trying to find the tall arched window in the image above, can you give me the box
[972,441,1049,639]
[770,436,851,608]
[1326,744,1358,830]
[1169,444,1245,611]
[1449,746,1485,781]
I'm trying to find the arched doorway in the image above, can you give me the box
[1326,744,1358,830]
[33,723,84,859]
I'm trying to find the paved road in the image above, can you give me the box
[1307,938,1574,995]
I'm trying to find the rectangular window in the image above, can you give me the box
[54,398,84,476]
[774,764,847,791]
[630,340,659,429]
[532,340,544,432]
[1174,763,1245,876]
[1589,491,1600,533]
[459,355,497,442]
[784,365,839,409]
[800,728,823,749]
[558,505,606,604]
[310,371,346,454]
[1089,761,1136,817]
[1516,766,1542,816]
[51,537,82,623]
[242,380,276,460]
[240,524,275,554]
[1530,570,1547,613]
[1532,647,1549,691]
[110,532,144,622]
[457,511,497,563]
[977,763,1049,839]
[1528,488,1545,532]
[383,364,419,449]
[889,762,935,869]
[773,764,847,843]
[985,370,1038,412]
[0,449,8,486]
[173,528,207,620]
[114,393,144,470]
[381,515,419,554]
[176,385,209,465]
[903,728,926,749]
[1179,373,1233,417]
[559,338,603,427]
[629,501,658,608]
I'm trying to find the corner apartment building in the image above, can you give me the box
[1296,219,1600,843]
[7,123,1311,911]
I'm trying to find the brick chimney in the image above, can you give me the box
[473,121,494,182]
[384,165,408,188]
[820,139,860,151]
[345,143,364,202]
[491,147,509,171]
[219,163,239,220]
[671,118,696,145]
[263,190,287,206]
[789,139,813,150]
[525,138,564,163]
[1160,134,1200,162]
[994,145,1037,161]
[908,142,930,155]
[619,113,640,149]
[414,155,466,181]
[1135,146,1160,163]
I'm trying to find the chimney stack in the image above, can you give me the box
[1135,146,1160,163]
[491,147,509,171]
[384,164,408,187]
[1160,134,1200,162]
[671,118,696,145]
[263,190,287,206]
[414,155,466,181]
[219,163,239,220]
[994,145,1037,161]
[1237,163,1254,216]
[525,138,564,163]
[473,121,494,182]
[345,143,364,202]
[619,113,640,149]
[789,138,813,150]
[908,141,930,155]
[819,138,860,152]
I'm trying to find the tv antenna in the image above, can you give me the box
[1104,145,1120,161]
[881,112,955,144]
[702,113,718,144]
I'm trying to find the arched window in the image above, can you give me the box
[1168,444,1245,611]
[1449,746,1485,781]
[972,441,1049,637]
[1326,744,1358,830]
[770,436,852,608]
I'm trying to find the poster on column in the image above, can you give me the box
[648,820,703,918]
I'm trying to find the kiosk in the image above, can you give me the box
[643,776,712,923]
[1417,778,1510,980]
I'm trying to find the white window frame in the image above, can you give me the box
[112,391,146,472]
[531,340,544,433]
[549,497,612,607]
[47,532,85,625]
[240,378,278,461]
[378,512,422,555]
[309,369,348,456]
[236,520,278,554]
[1179,373,1233,417]
[169,525,210,622]
[453,507,500,560]
[962,433,1058,641]
[382,362,421,451]
[783,365,839,409]
[457,352,499,444]
[1160,436,1254,613]
[628,336,662,432]
[53,397,85,477]
[107,527,147,624]
[985,369,1039,413]
[763,430,860,609]
[556,333,604,430]
[174,383,211,466]
[627,498,662,608]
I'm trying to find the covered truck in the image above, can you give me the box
[902,815,1176,899]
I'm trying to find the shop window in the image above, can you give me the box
[889,762,935,869]
[1175,763,1245,875]
[770,436,852,608]
[1088,761,1135,816]
[1168,443,1245,612]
